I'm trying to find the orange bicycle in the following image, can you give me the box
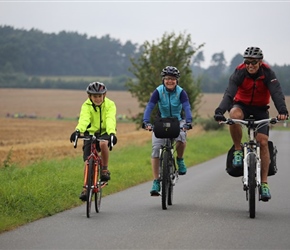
[74,133,109,218]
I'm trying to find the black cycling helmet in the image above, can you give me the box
[161,66,180,79]
[243,47,263,59]
[86,82,107,95]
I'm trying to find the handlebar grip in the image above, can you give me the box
[73,134,79,148]
[109,134,114,151]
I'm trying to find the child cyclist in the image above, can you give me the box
[70,81,117,201]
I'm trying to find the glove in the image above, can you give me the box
[143,122,152,130]
[108,133,117,151]
[70,130,80,143]
[277,112,289,120]
[214,109,226,121]
[183,123,192,130]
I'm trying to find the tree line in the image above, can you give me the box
[0,25,289,95]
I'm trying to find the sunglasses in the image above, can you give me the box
[244,60,259,65]
[164,77,177,81]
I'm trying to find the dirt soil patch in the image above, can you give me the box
[0,89,289,167]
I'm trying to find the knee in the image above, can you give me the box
[257,135,268,148]
[229,107,244,119]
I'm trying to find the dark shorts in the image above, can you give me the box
[232,102,270,136]
[82,133,116,161]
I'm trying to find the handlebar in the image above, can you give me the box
[74,134,114,151]
[219,117,278,126]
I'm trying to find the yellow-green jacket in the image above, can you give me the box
[76,97,117,135]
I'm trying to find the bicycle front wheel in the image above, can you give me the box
[86,158,94,218]
[248,153,257,219]
[161,150,170,210]
[167,160,175,206]
[95,161,102,213]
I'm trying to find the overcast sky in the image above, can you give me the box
[1,1,290,67]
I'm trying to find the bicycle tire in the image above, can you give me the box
[95,161,102,213]
[161,150,170,210]
[167,157,174,206]
[86,158,94,218]
[248,153,256,218]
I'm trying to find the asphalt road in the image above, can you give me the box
[0,131,289,250]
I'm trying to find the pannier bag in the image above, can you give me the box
[226,145,244,177]
[268,140,278,176]
[153,117,180,138]
[225,141,278,177]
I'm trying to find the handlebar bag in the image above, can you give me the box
[153,117,180,138]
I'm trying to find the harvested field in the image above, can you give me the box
[0,89,289,166]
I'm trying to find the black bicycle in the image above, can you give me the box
[147,117,190,210]
[221,117,278,218]
[74,133,112,218]
[158,136,179,209]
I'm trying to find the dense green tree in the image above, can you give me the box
[0,25,138,77]
[126,32,204,125]
[0,26,290,95]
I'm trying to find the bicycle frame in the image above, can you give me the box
[74,134,107,217]
[242,118,261,191]
[159,137,177,184]
[159,137,178,210]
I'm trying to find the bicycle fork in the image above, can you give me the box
[242,146,261,191]
[159,148,178,186]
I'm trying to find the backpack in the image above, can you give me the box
[225,141,278,177]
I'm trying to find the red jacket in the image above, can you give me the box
[234,63,270,106]
[216,62,288,115]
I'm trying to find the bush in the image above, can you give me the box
[198,116,225,131]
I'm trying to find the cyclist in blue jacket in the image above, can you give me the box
[143,66,192,196]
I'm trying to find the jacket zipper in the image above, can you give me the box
[249,80,256,105]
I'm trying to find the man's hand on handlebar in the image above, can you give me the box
[277,113,289,121]
[214,112,226,122]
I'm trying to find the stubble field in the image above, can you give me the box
[0,88,289,166]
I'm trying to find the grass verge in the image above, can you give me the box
[0,129,232,233]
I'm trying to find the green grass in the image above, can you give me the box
[0,130,232,233]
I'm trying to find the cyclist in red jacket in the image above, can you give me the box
[214,47,288,201]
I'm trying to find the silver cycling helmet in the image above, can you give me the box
[86,82,107,95]
[160,66,180,79]
[243,47,263,59]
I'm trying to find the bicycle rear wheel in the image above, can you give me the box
[95,161,102,213]
[86,158,94,218]
[161,150,170,210]
[248,153,257,218]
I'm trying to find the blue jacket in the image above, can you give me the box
[143,84,192,123]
